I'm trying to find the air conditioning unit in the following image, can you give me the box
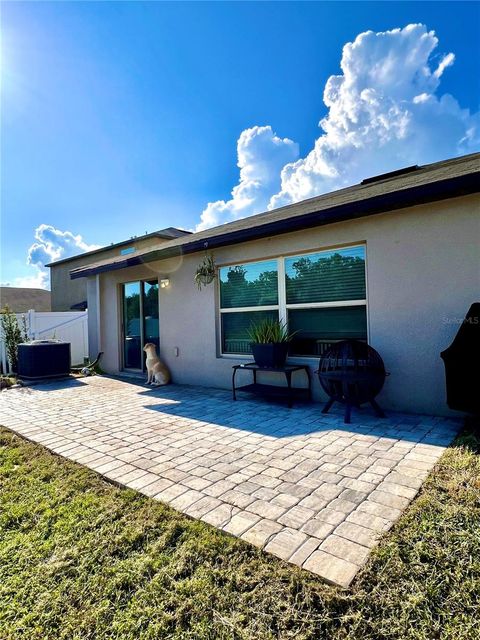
[17,341,71,379]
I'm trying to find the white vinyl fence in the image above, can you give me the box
[0,310,88,374]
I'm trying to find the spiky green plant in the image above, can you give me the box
[248,318,298,344]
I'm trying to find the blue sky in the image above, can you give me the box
[1,1,479,288]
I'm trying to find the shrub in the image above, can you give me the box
[0,306,28,373]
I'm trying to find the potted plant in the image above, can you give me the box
[248,318,297,368]
[194,253,216,290]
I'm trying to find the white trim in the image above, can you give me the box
[218,352,319,364]
[220,305,279,313]
[95,274,101,352]
[364,242,371,345]
[219,353,251,360]
[277,258,287,326]
[285,300,366,310]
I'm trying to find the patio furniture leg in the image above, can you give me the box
[370,399,385,418]
[285,371,293,408]
[232,369,237,401]
[305,367,312,401]
[322,398,334,414]
[344,403,352,424]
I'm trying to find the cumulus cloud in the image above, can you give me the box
[5,224,101,290]
[198,24,479,228]
[27,224,100,267]
[270,24,478,207]
[196,126,298,231]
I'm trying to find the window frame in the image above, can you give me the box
[218,259,280,356]
[218,243,369,360]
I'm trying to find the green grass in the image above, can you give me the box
[0,423,478,640]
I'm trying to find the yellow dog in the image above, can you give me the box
[143,343,171,386]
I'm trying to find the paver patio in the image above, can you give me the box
[0,375,462,587]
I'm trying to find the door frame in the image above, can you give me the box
[120,278,159,372]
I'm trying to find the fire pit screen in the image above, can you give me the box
[317,339,387,424]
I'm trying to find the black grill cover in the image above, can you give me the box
[440,303,480,414]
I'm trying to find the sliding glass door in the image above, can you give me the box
[122,280,159,370]
[123,282,142,369]
[143,280,160,354]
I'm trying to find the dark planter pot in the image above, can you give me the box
[251,343,289,368]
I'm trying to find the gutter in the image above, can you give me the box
[70,171,480,280]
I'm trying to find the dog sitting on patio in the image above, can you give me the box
[143,343,171,386]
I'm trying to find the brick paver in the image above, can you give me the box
[0,376,461,588]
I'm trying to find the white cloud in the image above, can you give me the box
[4,224,101,290]
[196,126,298,231]
[198,24,479,228]
[270,24,478,208]
[3,272,49,289]
[27,224,100,267]
[433,52,455,79]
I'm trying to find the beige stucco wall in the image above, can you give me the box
[50,236,172,311]
[89,194,480,416]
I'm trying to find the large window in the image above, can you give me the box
[219,246,367,357]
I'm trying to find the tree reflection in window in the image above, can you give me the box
[286,249,366,304]
[220,261,278,308]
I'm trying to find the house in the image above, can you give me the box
[0,287,51,313]
[47,227,191,311]
[70,153,480,416]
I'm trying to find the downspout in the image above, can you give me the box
[95,274,101,353]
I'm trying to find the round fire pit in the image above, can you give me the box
[317,340,387,424]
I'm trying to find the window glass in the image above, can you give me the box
[221,310,278,354]
[288,306,367,356]
[143,280,159,352]
[285,246,366,304]
[123,282,141,369]
[220,260,278,308]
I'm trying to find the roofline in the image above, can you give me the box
[46,228,191,267]
[0,286,51,293]
[71,167,480,280]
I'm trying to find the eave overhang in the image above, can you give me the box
[70,168,480,280]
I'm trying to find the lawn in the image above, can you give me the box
[0,423,478,640]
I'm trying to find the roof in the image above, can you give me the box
[47,227,191,267]
[70,300,87,311]
[0,287,51,313]
[71,152,480,280]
